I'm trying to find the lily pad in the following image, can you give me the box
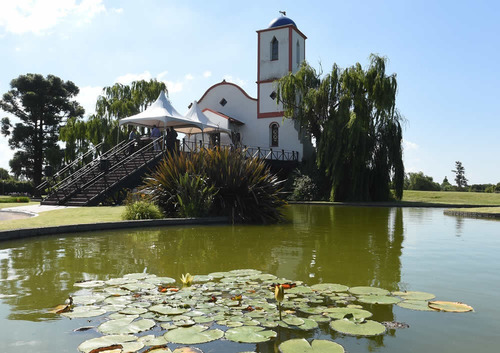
[393,291,435,301]
[324,307,372,320]
[98,317,156,334]
[330,319,386,336]
[308,314,331,323]
[74,280,106,288]
[428,301,474,312]
[145,276,176,285]
[357,295,401,305]
[61,306,107,319]
[225,326,277,343]
[120,307,148,315]
[283,316,305,326]
[149,305,188,316]
[279,338,344,353]
[348,286,389,296]
[311,283,349,293]
[396,300,435,311]
[164,325,224,344]
[296,318,319,331]
[173,347,204,353]
[138,334,168,346]
[78,334,138,353]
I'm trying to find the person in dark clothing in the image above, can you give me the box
[128,127,138,154]
[166,127,178,153]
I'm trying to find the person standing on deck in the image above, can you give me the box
[166,126,178,153]
[128,127,138,154]
[151,125,161,151]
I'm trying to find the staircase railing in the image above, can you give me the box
[75,136,164,205]
[37,141,104,192]
[41,139,132,204]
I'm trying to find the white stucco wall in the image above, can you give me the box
[258,81,282,115]
[259,27,290,81]
[194,81,306,159]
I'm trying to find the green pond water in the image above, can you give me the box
[0,205,498,352]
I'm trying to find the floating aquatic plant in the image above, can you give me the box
[63,270,473,353]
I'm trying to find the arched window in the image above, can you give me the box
[270,122,279,147]
[296,40,300,66]
[271,37,279,61]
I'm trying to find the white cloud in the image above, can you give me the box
[76,85,103,117]
[111,7,123,14]
[157,71,169,80]
[222,75,247,87]
[165,81,184,94]
[0,0,106,35]
[185,74,194,80]
[0,136,14,172]
[115,71,153,85]
[203,71,212,78]
[403,139,419,151]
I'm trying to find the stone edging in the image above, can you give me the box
[443,210,500,219]
[0,217,230,242]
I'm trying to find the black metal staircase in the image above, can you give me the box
[39,137,164,206]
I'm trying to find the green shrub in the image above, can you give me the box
[406,172,441,191]
[0,196,30,203]
[142,148,286,223]
[121,200,163,220]
[0,180,33,195]
[176,173,217,217]
[290,174,318,201]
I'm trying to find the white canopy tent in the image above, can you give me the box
[175,100,231,135]
[118,91,202,130]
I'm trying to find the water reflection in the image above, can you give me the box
[0,205,405,349]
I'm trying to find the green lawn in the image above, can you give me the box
[0,206,125,230]
[0,201,40,209]
[401,190,500,206]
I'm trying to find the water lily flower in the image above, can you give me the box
[180,273,194,287]
[275,284,284,320]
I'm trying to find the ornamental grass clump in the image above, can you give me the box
[141,148,286,223]
[121,200,162,220]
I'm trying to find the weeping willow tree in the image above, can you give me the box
[277,54,404,201]
[60,79,167,157]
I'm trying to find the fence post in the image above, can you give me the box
[257,147,261,159]
[282,149,285,160]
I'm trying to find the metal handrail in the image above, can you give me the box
[81,137,164,205]
[180,139,299,161]
[37,141,105,191]
[42,140,132,203]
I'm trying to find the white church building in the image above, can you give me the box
[189,15,313,162]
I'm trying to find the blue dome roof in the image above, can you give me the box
[268,16,297,29]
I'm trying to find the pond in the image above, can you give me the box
[0,205,498,352]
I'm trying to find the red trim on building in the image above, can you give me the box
[288,27,293,72]
[256,25,307,40]
[257,78,280,84]
[258,111,284,119]
[202,108,245,125]
[257,31,261,118]
[198,81,257,105]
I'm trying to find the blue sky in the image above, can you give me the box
[0,0,499,185]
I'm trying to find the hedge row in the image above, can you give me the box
[0,180,34,195]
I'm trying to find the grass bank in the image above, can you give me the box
[401,190,500,206]
[0,206,125,230]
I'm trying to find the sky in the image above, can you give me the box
[0,0,499,185]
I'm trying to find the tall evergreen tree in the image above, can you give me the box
[452,161,468,189]
[0,74,83,187]
[277,55,405,201]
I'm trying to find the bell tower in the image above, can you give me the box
[256,15,307,118]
